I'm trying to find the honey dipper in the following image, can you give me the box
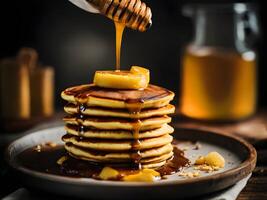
[69,0,152,32]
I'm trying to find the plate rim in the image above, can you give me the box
[5,126,257,187]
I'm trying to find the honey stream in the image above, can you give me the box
[115,21,143,168]
[126,101,144,169]
[115,22,125,71]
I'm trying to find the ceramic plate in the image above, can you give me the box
[6,127,256,199]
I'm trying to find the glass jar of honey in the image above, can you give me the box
[180,3,259,121]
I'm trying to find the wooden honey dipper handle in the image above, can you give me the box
[86,0,152,32]
[99,0,152,32]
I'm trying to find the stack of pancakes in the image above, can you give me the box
[61,84,175,168]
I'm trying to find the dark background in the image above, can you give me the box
[0,0,266,109]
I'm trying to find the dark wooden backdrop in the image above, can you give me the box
[0,0,266,109]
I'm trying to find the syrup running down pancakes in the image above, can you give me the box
[61,83,175,169]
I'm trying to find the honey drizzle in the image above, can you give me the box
[115,21,125,71]
[72,97,145,169]
[126,100,144,169]
[76,104,86,137]
[131,119,142,169]
[74,92,88,137]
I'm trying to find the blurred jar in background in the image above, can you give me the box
[0,59,30,120]
[0,48,54,132]
[180,3,259,121]
[17,48,55,118]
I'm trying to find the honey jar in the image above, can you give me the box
[180,3,259,121]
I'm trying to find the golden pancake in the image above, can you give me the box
[61,84,174,110]
[141,152,173,164]
[65,123,174,139]
[65,143,173,162]
[63,115,171,131]
[142,160,167,169]
[69,151,171,169]
[62,134,173,151]
[64,104,175,119]
[71,152,173,168]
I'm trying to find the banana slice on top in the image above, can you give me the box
[93,66,150,89]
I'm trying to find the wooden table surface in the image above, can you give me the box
[172,110,267,200]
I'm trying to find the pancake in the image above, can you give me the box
[61,84,174,110]
[141,152,173,164]
[65,143,173,162]
[142,160,167,169]
[63,115,171,131]
[64,104,175,119]
[62,134,173,151]
[65,123,174,139]
[69,152,172,169]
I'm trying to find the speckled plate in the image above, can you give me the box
[6,127,256,200]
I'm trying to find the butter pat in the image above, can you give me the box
[99,167,119,180]
[123,169,160,182]
[93,66,150,89]
[57,156,68,165]
[194,156,205,165]
[204,152,225,168]
[130,66,150,84]
[195,152,225,168]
